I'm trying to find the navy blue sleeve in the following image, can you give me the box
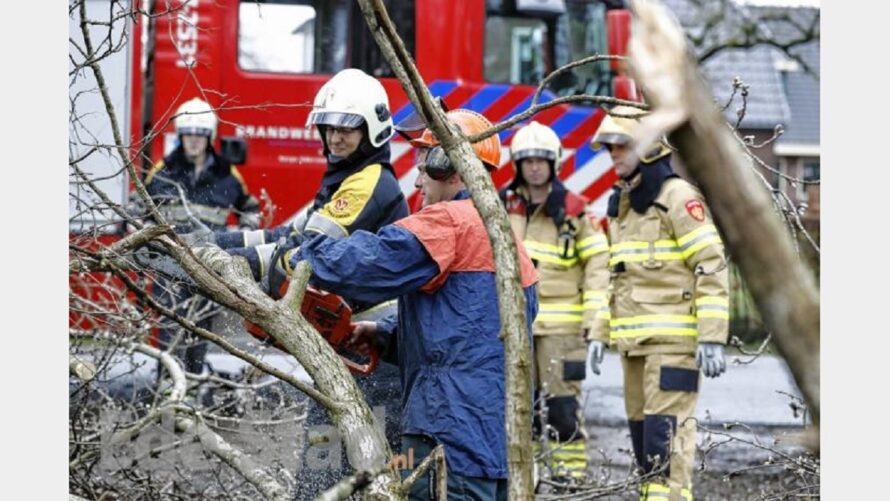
[294,225,439,305]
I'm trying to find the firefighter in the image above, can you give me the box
[499,121,610,481]
[198,68,409,290]
[144,97,260,375]
[291,109,539,500]
[190,68,409,497]
[587,106,729,501]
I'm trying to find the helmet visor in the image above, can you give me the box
[177,126,213,137]
[512,148,557,162]
[310,111,365,128]
[591,132,632,149]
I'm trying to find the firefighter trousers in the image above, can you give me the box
[532,335,589,479]
[621,352,699,501]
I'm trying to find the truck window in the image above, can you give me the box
[347,0,415,78]
[484,15,548,85]
[484,0,611,95]
[237,0,414,76]
[238,1,325,74]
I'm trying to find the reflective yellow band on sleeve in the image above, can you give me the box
[283,248,298,275]
[677,224,722,259]
[577,234,609,258]
[696,296,729,319]
[677,224,717,246]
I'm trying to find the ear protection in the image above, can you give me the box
[420,146,454,181]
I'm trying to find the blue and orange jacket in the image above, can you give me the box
[295,191,539,478]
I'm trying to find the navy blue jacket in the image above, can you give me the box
[145,147,258,231]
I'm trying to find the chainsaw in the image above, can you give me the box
[243,286,380,376]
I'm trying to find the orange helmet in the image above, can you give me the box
[410,109,501,174]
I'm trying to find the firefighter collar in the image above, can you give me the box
[607,155,677,216]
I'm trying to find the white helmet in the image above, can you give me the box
[307,68,393,148]
[510,121,563,173]
[174,97,218,140]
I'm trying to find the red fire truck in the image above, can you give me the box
[70,0,636,329]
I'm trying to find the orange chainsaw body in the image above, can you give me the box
[244,287,379,376]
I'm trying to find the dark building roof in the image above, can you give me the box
[659,1,819,146]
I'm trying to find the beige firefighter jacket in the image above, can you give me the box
[503,184,610,338]
[598,176,729,356]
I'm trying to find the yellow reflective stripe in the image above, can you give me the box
[551,452,587,460]
[537,314,583,322]
[641,483,692,501]
[610,240,675,252]
[577,234,609,258]
[677,224,717,246]
[609,240,684,265]
[525,240,577,258]
[283,248,298,275]
[610,315,697,339]
[611,327,697,338]
[229,165,249,193]
[524,241,578,266]
[596,307,611,321]
[526,251,578,267]
[538,304,583,322]
[680,235,722,259]
[696,296,728,306]
[560,441,585,450]
[144,160,166,185]
[677,225,721,259]
[611,314,697,326]
[540,304,583,311]
[696,296,729,319]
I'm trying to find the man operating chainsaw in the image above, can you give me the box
[287,109,539,500]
